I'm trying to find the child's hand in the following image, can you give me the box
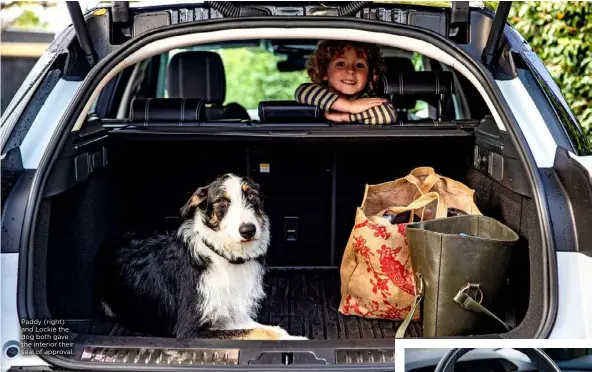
[324,111,350,123]
[331,97,388,114]
[347,98,388,113]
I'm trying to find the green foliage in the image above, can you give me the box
[11,9,47,29]
[216,47,309,110]
[508,2,592,141]
[1,1,52,31]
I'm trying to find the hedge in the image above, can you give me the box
[507,2,592,141]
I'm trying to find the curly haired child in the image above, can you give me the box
[295,40,396,125]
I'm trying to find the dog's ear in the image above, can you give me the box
[180,186,208,219]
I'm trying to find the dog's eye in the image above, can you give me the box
[247,194,255,200]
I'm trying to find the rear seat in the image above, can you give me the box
[257,70,454,124]
[166,51,250,121]
[125,69,456,127]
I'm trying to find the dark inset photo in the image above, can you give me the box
[405,348,592,372]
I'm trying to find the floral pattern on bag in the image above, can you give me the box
[340,218,419,320]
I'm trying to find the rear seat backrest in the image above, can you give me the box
[166,51,250,121]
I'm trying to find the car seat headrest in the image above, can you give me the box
[258,101,321,123]
[381,71,453,96]
[130,98,205,124]
[381,57,418,110]
[166,51,225,104]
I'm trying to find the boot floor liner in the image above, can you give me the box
[67,269,421,340]
[256,268,421,339]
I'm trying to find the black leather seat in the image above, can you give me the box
[129,98,205,125]
[258,101,322,123]
[166,51,250,121]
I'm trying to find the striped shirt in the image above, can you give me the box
[295,83,397,125]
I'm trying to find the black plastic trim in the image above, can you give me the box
[551,147,592,255]
[474,116,531,197]
[107,127,473,140]
[1,170,35,253]
[538,168,577,255]
[105,120,480,130]
[17,17,558,370]
[66,1,98,68]
[1,146,24,203]
[481,2,512,68]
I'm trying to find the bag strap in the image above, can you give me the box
[421,173,441,193]
[361,168,438,209]
[403,174,427,195]
[405,173,440,195]
[395,295,422,338]
[395,273,424,338]
[395,280,511,338]
[453,285,511,332]
[380,191,448,220]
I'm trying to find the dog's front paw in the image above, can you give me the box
[238,323,309,340]
[271,326,308,340]
[279,334,308,340]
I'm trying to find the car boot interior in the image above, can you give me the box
[34,131,534,343]
[25,38,545,352]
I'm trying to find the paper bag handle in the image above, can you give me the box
[378,191,448,221]
[361,172,439,211]
[405,172,440,195]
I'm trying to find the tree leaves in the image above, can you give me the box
[509,2,592,141]
[217,47,309,110]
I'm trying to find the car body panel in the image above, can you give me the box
[495,78,558,168]
[549,252,592,339]
[1,253,50,370]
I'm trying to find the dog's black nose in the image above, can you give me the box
[239,223,256,239]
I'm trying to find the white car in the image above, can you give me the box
[2,1,591,371]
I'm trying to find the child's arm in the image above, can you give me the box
[325,102,397,125]
[295,83,386,113]
[348,102,397,125]
[295,83,340,111]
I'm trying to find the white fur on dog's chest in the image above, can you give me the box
[196,254,265,328]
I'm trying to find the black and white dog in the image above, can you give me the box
[96,174,305,340]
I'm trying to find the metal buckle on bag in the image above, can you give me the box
[415,273,424,297]
[458,283,483,309]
